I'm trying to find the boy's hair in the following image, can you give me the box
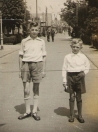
[71,38,83,47]
[30,22,39,28]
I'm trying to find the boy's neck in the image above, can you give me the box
[72,51,80,54]
[30,35,37,40]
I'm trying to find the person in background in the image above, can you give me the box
[51,28,55,42]
[47,28,51,42]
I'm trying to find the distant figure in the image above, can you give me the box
[73,24,79,38]
[63,29,65,35]
[47,29,51,42]
[68,26,71,36]
[51,29,55,42]
[42,27,46,37]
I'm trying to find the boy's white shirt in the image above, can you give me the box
[62,52,90,83]
[19,36,47,62]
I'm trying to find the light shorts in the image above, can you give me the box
[21,61,43,83]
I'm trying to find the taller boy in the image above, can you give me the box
[62,39,90,123]
[18,22,47,121]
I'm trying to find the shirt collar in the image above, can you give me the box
[24,36,39,42]
[71,52,81,57]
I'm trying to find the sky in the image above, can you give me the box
[26,0,67,20]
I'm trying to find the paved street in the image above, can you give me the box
[0,32,98,132]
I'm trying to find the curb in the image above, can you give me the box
[0,49,19,58]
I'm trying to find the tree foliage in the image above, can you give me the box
[60,1,88,28]
[60,0,98,41]
[87,0,98,8]
[2,0,30,34]
[61,1,76,27]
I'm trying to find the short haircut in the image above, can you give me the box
[71,38,83,47]
[30,22,39,28]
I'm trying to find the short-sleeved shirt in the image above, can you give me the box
[19,36,47,62]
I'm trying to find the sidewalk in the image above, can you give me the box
[0,44,20,58]
[81,44,98,68]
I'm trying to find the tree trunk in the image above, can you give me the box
[18,28,20,34]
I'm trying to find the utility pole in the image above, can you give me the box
[24,0,26,22]
[36,0,38,19]
[0,11,3,49]
[45,7,48,28]
[76,2,78,25]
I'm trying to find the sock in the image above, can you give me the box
[33,96,39,114]
[24,98,31,114]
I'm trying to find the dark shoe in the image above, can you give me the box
[77,116,85,123]
[32,112,40,121]
[69,116,74,122]
[18,113,31,120]
[89,46,94,48]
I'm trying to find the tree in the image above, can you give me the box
[2,0,30,35]
[61,1,76,27]
[87,0,98,8]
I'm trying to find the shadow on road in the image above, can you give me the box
[14,104,40,114]
[0,124,6,127]
[14,104,25,114]
[54,107,77,118]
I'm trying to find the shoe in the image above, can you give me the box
[32,112,40,121]
[18,113,31,120]
[89,46,94,48]
[77,116,85,123]
[69,116,74,122]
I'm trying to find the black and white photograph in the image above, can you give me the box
[0,0,98,132]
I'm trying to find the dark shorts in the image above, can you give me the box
[21,61,43,83]
[67,71,86,94]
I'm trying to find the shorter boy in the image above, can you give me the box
[62,39,90,123]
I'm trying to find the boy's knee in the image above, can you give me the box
[24,88,30,95]
[76,95,82,102]
[33,83,39,96]
[70,94,75,101]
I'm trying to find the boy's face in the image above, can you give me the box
[30,26,39,39]
[71,43,82,54]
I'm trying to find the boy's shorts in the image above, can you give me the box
[67,71,86,94]
[21,61,43,83]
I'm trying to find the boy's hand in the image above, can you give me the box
[63,82,69,92]
[42,72,46,78]
[19,71,22,78]
[63,82,67,88]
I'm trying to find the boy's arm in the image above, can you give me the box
[84,57,90,74]
[19,40,24,77]
[19,55,23,78]
[42,40,47,78]
[42,56,46,78]
[62,57,67,84]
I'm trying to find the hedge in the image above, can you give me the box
[3,34,23,44]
